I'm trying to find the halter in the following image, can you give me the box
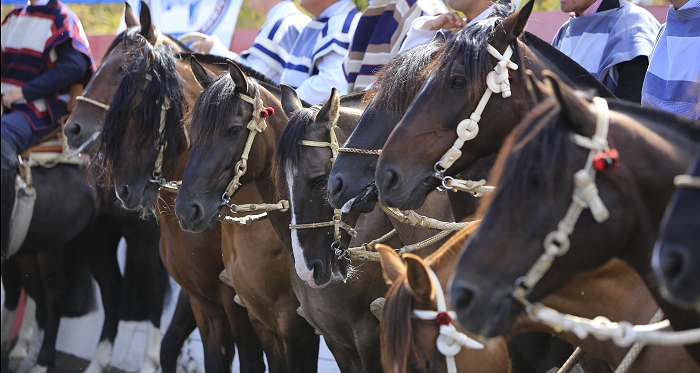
[218,79,289,220]
[288,107,358,260]
[674,174,700,188]
[431,43,516,195]
[513,96,612,302]
[412,268,484,373]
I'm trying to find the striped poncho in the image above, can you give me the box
[1,0,94,131]
[641,0,700,120]
[344,0,447,92]
[280,0,361,104]
[552,0,659,95]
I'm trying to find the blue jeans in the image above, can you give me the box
[1,111,60,153]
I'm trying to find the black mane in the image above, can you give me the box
[105,26,190,58]
[176,52,279,87]
[273,107,316,186]
[95,43,187,186]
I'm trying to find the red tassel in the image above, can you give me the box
[260,107,275,118]
[435,312,452,326]
[593,149,620,172]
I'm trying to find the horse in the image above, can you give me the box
[326,29,575,371]
[449,72,700,364]
[653,148,700,312]
[87,40,273,373]
[379,222,699,372]
[373,0,614,211]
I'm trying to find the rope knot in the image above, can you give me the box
[436,312,452,326]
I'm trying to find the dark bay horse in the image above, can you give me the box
[374,0,614,211]
[449,73,700,364]
[88,41,274,372]
[653,148,700,312]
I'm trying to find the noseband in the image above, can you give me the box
[412,267,484,373]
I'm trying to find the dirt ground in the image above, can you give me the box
[2,346,128,373]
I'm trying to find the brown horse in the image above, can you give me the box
[379,223,698,372]
[86,35,271,372]
[374,0,613,211]
[449,72,700,364]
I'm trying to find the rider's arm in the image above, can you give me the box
[612,55,649,104]
[21,41,89,102]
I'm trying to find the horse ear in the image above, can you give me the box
[543,70,595,135]
[524,70,552,103]
[317,88,340,129]
[281,85,303,118]
[138,1,157,43]
[124,2,139,28]
[227,60,249,95]
[496,0,534,43]
[432,30,447,45]
[191,57,216,89]
[377,244,405,286]
[404,254,433,303]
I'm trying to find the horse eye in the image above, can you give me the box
[452,76,467,88]
[227,125,242,137]
[312,175,327,187]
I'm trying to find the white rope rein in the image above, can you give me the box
[412,268,484,373]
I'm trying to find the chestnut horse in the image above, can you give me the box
[653,148,700,312]
[374,0,613,211]
[449,72,700,364]
[378,223,698,372]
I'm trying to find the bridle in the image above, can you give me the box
[412,267,484,373]
[288,106,358,260]
[217,78,290,220]
[432,43,518,196]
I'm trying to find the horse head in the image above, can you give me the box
[327,33,446,213]
[275,86,363,288]
[653,149,700,311]
[91,42,188,213]
[175,61,285,232]
[64,1,187,154]
[449,72,699,338]
[377,228,511,373]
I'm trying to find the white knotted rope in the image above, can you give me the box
[412,268,484,373]
[436,44,518,171]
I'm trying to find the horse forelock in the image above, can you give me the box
[96,44,186,186]
[272,108,315,193]
[367,37,446,116]
[381,278,429,373]
[189,73,245,146]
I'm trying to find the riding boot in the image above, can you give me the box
[1,136,18,261]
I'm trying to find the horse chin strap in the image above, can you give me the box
[435,44,518,174]
[218,79,289,221]
[412,268,484,373]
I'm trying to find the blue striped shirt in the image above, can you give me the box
[552,0,660,94]
[280,0,361,103]
[641,0,700,120]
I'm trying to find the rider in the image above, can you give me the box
[191,0,311,84]
[343,0,448,92]
[279,0,362,104]
[551,0,660,103]
[641,0,700,120]
[1,0,94,156]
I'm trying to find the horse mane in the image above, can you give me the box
[272,107,316,189]
[424,3,516,105]
[105,26,190,58]
[365,36,446,115]
[607,99,700,142]
[381,272,428,373]
[93,43,187,186]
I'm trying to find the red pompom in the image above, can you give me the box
[435,312,452,326]
[260,107,275,118]
[266,107,275,116]
[593,149,620,172]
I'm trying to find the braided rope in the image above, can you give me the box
[76,96,110,111]
[377,204,472,231]
[674,174,700,188]
[349,229,455,262]
[614,309,665,373]
[556,347,584,373]
[337,147,381,155]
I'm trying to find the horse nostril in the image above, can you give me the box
[380,167,401,195]
[660,245,689,289]
[118,184,130,200]
[329,176,343,201]
[65,122,82,136]
[451,283,477,316]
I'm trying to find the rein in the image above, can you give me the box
[432,43,518,195]
[216,78,289,223]
[508,97,700,366]
[412,268,484,373]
